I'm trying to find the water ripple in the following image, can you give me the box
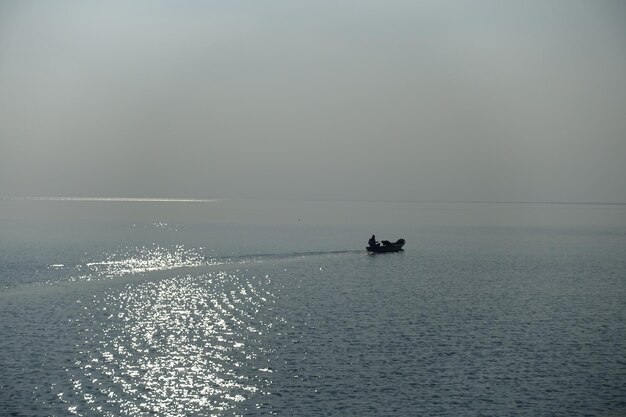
[59,271,278,416]
[82,245,208,277]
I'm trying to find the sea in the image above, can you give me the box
[1,198,625,416]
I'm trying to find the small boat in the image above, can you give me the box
[367,238,405,253]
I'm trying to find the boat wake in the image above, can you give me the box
[36,247,362,286]
[217,250,362,265]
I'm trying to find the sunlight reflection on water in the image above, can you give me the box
[59,270,279,416]
[82,245,208,277]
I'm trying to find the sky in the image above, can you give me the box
[1,0,625,203]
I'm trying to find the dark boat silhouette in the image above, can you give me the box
[367,238,405,253]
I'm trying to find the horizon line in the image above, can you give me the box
[1,196,223,203]
[2,196,625,206]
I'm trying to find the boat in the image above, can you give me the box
[367,238,405,253]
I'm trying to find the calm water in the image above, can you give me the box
[1,199,625,416]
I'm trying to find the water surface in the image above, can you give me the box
[1,199,625,415]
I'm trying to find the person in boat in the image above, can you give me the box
[368,235,379,248]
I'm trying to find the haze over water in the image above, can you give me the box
[2,1,626,203]
[2,1,626,415]
[1,198,625,416]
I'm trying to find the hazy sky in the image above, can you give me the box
[1,1,625,202]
